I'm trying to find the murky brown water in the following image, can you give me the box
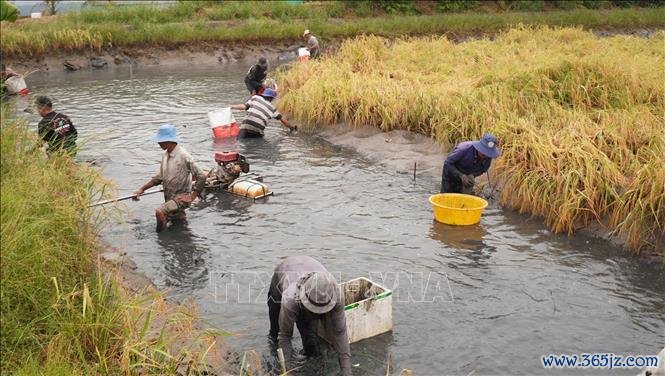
[25,65,665,375]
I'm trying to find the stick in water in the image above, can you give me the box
[277,348,287,375]
[88,188,163,207]
[485,171,496,200]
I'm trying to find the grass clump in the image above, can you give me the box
[276,27,665,254]
[1,4,664,57]
[0,107,227,374]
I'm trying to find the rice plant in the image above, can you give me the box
[276,27,665,254]
[0,107,230,373]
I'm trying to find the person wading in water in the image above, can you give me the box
[440,133,501,194]
[35,96,78,156]
[267,256,351,375]
[244,57,269,95]
[230,88,295,138]
[133,124,206,232]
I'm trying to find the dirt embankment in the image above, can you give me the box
[2,39,335,73]
[3,26,660,73]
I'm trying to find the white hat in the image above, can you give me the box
[303,29,311,36]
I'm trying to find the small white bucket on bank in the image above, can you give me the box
[4,75,29,95]
[31,12,42,19]
[297,48,310,62]
[318,277,393,344]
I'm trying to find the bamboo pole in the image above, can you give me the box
[88,188,163,207]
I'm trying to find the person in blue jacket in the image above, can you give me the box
[440,133,501,194]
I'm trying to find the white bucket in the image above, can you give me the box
[31,12,42,19]
[297,48,310,62]
[208,107,239,139]
[4,76,28,95]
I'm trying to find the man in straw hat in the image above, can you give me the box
[133,124,206,232]
[268,256,351,375]
[440,133,501,194]
[303,29,320,59]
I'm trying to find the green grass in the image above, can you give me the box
[276,27,665,255]
[0,106,227,374]
[1,3,664,57]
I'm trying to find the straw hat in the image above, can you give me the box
[299,272,338,314]
[303,29,311,37]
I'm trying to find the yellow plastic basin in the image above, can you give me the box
[429,193,488,225]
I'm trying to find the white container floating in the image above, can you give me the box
[208,107,239,139]
[318,277,393,344]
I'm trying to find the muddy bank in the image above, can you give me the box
[99,245,234,375]
[3,26,661,73]
[315,124,664,263]
[2,39,334,73]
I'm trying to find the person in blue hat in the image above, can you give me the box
[230,88,296,138]
[440,133,501,194]
[133,124,206,232]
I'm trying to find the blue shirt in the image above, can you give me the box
[444,141,492,179]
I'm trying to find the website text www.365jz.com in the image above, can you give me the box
[541,353,660,370]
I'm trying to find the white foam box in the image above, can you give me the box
[318,277,393,344]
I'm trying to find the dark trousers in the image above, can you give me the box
[268,277,321,357]
[245,79,262,94]
[440,173,463,194]
[440,171,473,194]
[238,129,263,139]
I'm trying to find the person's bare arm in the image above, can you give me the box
[230,104,248,111]
[133,178,160,200]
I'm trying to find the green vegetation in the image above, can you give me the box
[276,27,665,254]
[1,1,664,57]
[0,0,18,22]
[0,107,226,374]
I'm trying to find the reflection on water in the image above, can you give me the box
[156,221,209,293]
[429,221,487,251]
[25,65,665,375]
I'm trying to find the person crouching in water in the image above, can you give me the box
[35,96,78,156]
[133,124,205,232]
[440,133,501,194]
[268,256,351,376]
[230,88,295,138]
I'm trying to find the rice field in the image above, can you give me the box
[276,27,665,254]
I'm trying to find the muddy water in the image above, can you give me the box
[28,65,664,375]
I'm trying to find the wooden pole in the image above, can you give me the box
[88,188,163,207]
[277,348,287,375]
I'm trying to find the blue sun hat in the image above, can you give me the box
[151,124,180,144]
[262,88,277,98]
[473,133,500,158]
